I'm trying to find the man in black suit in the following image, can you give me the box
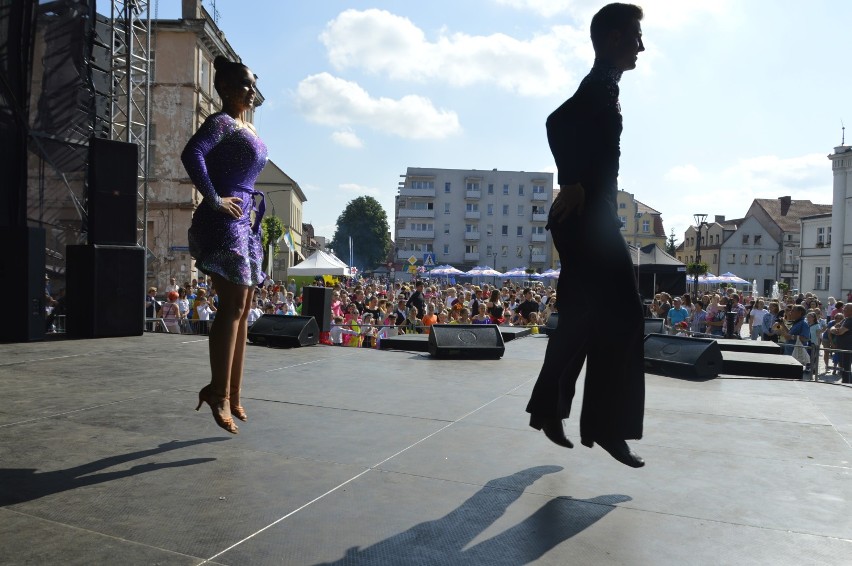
[526,3,646,468]
[406,281,426,319]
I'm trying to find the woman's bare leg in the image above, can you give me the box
[229,289,255,412]
[207,274,251,403]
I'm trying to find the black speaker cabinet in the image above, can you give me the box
[542,313,558,336]
[644,318,665,335]
[301,286,332,332]
[66,245,144,338]
[0,227,46,342]
[88,137,138,245]
[248,314,319,347]
[428,324,505,359]
[643,334,723,379]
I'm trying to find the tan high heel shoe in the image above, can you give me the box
[230,404,247,422]
[195,385,238,434]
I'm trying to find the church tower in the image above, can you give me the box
[828,144,852,299]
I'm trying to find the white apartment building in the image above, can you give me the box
[828,144,852,300]
[395,168,554,273]
[798,213,832,296]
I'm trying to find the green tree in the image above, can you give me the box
[261,215,285,270]
[330,196,391,270]
[666,228,678,256]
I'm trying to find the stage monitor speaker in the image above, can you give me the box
[542,313,558,336]
[428,324,505,359]
[248,314,319,347]
[301,286,332,332]
[0,227,46,342]
[66,244,145,338]
[643,334,723,379]
[88,137,138,245]
[644,318,664,335]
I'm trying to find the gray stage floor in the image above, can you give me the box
[1,332,850,565]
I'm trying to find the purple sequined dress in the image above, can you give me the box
[182,112,268,287]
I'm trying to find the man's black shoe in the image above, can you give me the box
[530,415,573,448]
[583,438,644,468]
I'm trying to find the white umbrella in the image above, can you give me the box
[502,267,540,278]
[540,268,560,278]
[465,265,503,277]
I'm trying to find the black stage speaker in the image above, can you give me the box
[428,324,505,359]
[643,334,723,379]
[88,137,138,245]
[0,227,46,342]
[644,318,665,335]
[542,313,558,336]
[248,314,319,347]
[301,286,332,332]
[66,244,145,338]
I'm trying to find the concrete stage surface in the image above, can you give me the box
[1,333,850,565]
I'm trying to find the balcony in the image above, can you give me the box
[399,186,435,197]
[531,233,547,242]
[397,209,435,219]
[397,229,435,239]
[531,212,548,222]
[464,210,481,220]
[531,253,547,263]
[532,192,548,201]
[464,231,481,241]
[465,189,482,200]
[464,252,480,262]
[396,249,433,261]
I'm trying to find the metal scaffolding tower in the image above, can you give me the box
[106,0,151,253]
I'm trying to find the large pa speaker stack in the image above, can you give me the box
[248,315,319,347]
[644,318,664,335]
[0,227,46,342]
[300,286,332,332]
[87,137,138,246]
[643,334,723,379]
[428,324,505,359]
[66,244,145,338]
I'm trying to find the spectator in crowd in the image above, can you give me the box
[421,303,438,334]
[517,288,540,324]
[806,311,822,376]
[399,306,423,334]
[666,296,689,334]
[165,277,180,294]
[158,291,182,334]
[748,299,767,340]
[689,300,706,334]
[472,303,493,324]
[775,304,810,356]
[487,289,505,325]
[829,303,852,383]
[247,298,263,326]
[195,295,215,336]
[406,281,426,319]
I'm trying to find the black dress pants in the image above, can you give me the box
[526,206,645,442]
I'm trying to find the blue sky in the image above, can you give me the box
[156,1,850,245]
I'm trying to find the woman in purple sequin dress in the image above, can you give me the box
[182,57,268,434]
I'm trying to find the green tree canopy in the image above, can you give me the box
[261,215,285,270]
[666,228,678,257]
[330,196,391,270]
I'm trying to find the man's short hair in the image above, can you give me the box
[590,3,644,50]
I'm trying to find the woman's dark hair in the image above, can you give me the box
[590,3,644,50]
[489,289,500,303]
[213,55,249,96]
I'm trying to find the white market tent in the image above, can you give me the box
[287,250,351,276]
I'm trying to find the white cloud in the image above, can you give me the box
[294,73,461,139]
[339,182,381,198]
[331,129,364,149]
[320,9,585,97]
[665,163,702,183]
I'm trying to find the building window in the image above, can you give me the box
[443,244,449,254]
[466,244,478,254]
[445,182,451,193]
[742,234,749,244]
[487,184,494,194]
[501,225,508,236]
[503,184,509,195]
[642,220,650,233]
[465,224,476,233]
[619,216,627,230]
[715,235,719,244]
[767,255,774,265]
[741,254,748,264]
[410,223,433,232]
[755,255,762,265]
[827,226,832,244]
[518,184,524,195]
[444,203,450,214]
[487,204,494,215]
[619,202,626,209]
[517,205,524,216]
[785,249,794,265]
[532,184,545,195]
[486,224,493,236]
[502,204,509,215]
[410,180,434,190]
[466,181,480,191]
[466,203,478,212]
[516,246,523,257]
[754,235,761,245]
[728,254,735,264]
[826,266,831,289]
[501,245,508,257]
[815,266,824,290]
[444,223,450,234]
[532,226,544,235]
[713,254,717,264]
[411,201,433,210]
[517,226,524,237]
[817,227,825,244]
[486,245,492,256]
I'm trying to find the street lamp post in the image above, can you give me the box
[693,213,708,297]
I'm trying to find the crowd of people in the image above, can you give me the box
[648,288,852,382]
